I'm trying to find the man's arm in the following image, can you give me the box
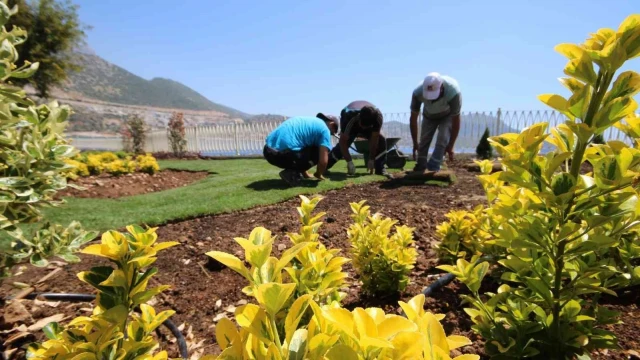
[315,146,329,178]
[410,111,420,148]
[339,132,352,162]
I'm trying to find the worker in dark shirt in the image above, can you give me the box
[323,101,388,176]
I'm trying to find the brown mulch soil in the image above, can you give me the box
[2,159,638,359]
[56,170,209,199]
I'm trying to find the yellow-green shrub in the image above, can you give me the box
[105,158,136,176]
[347,200,417,296]
[209,273,476,359]
[286,195,349,305]
[98,151,119,163]
[84,153,104,175]
[62,159,89,180]
[27,225,179,360]
[137,153,160,174]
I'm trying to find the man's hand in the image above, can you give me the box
[413,142,419,161]
[445,144,455,161]
[314,171,326,180]
[347,161,356,176]
[367,159,375,174]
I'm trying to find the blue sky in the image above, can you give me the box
[75,0,638,117]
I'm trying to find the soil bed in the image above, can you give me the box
[2,160,638,359]
[57,170,209,199]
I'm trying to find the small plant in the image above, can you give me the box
[137,153,161,175]
[435,205,500,262]
[62,158,89,180]
[476,127,493,160]
[168,111,187,156]
[125,114,148,154]
[437,14,640,359]
[105,158,136,176]
[347,200,417,296]
[285,195,350,305]
[27,225,179,360]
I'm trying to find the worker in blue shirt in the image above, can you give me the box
[264,114,338,186]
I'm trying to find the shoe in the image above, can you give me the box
[375,168,392,179]
[279,169,301,186]
[412,165,427,172]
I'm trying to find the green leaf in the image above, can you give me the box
[524,277,553,306]
[287,329,309,360]
[30,253,47,267]
[551,172,576,197]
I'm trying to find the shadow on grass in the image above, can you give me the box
[246,178,321,191]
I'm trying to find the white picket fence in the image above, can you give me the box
[67,109,633,156]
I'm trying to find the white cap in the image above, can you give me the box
[423,72,444,100]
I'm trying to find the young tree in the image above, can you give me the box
[6,0,89,98]
[124,114,147,154]
[167,112,187,156]
[475,127,493,160]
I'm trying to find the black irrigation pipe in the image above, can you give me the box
[6,293,188,360]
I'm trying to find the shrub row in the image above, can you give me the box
[63,151,160,179]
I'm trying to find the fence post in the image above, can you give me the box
[234,123,240,156]
[495,107,502,136]
[194,125,200,153]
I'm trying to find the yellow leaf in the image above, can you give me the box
[325,344,359,360]
[558,77,586,93]
[99,269,127,288]
[254,282,296,317]
[206,251,250,280]
[398,294,425,322]
[391,331,425,360]
[421,312,450,354]
[353,308,377,338]
[538,94,574,120]
[266,342,283,360]
[308,333,339,358]
[555,43,586,60]
[446,335,473,350]
[617,14,640,58]
[235,304,272,343]
[152,241,179,252]
[287,329,308,360]
[567,82,592,119]
[377,315,418,339]
[424,342,452,360]
[80,244,106,258]
[563,51,598,85]
[285,295,313,345]
[595,97,638,128]
[364,307,386,325]
[215,318,239,350]
[604,71,640,104]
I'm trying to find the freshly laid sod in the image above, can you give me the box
[42,158,413,234]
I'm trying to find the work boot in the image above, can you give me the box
[279,169,301,187]
[375,167,392,179]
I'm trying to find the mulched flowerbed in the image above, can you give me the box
[2,160,638,359]
[56,170,209,199]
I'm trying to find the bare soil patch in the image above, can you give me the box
[2,160,637,359]
[57,170,209,199]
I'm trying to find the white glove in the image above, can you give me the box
[347,161,356,175]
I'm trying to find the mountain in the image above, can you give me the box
[58,53,250,118]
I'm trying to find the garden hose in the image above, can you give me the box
[5,292,189,360]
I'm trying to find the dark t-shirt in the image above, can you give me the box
[340,100,383,136]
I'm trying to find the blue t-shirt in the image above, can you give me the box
[266,116,332,152]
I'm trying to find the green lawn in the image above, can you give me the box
[42,158,412,234]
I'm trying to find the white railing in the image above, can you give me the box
[66,109,634,155]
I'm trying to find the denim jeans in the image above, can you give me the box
[416,116,452,171]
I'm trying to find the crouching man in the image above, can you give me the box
[263,115,339,186]
[324,101,388,176]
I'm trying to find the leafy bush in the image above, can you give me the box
[105,158,136,176]
[84,153,104,175]
[476,127,493,160]
[211,292,477,360]
[124,114,147,154]
[27,225,179,360]
[168,111,187,156]
[0,2,93,278]
[347,200,417,296]
[207,199,477,359]
[437,15,640,359]
[136,153,160,175]
[286,195,349,305]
